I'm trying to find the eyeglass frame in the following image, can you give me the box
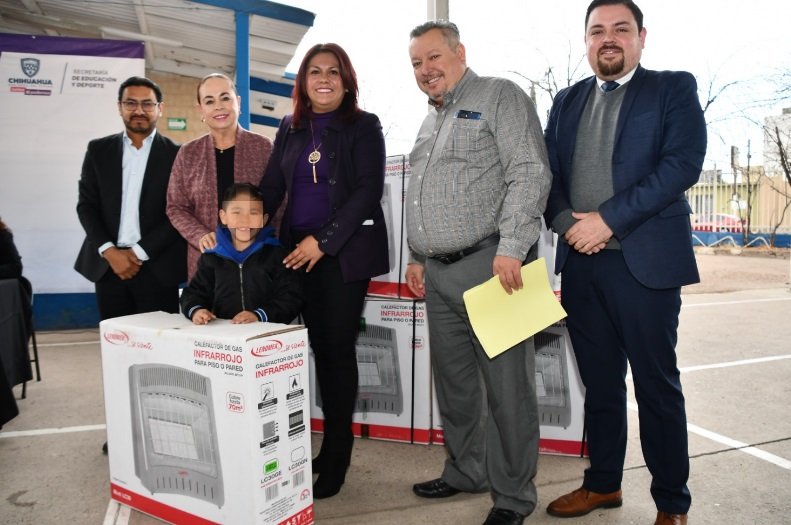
[120,99,160,112]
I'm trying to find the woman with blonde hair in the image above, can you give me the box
[167,73,273,280]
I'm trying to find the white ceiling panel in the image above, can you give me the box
[0,0,314,80]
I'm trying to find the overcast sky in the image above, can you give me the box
[276,0,791,172]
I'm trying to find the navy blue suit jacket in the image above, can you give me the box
[544,65,707,289]
[260,111,389,283]
[74,132,185,286]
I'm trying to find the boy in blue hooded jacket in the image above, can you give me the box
[180,183,302,324]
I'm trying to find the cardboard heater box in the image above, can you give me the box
[308,297,432,444]
[368,154,418,299]
[431,325,586,456]
[101,312,314,525]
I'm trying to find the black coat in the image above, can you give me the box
[74,132,186,286]
[0,229,22,280]
[180,244,303,323]
[260,111,389,283]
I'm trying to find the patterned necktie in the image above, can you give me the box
[601,81,620,93]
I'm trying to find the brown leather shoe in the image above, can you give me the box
[546,487,623,517]
[655,511,688,525]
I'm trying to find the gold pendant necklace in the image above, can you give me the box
[308,120,322,184]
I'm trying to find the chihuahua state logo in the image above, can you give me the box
[20,58,40,78]
[8,57,52,95]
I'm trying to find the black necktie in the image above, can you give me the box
[601,81,620,93]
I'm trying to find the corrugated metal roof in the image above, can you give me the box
[0,0,314,81]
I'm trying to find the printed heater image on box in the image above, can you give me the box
[534,331,572,428]
[129,363,224,507]
[316,323,403,415]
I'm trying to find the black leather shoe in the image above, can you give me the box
[483,507,526,525]
[412,478,461,498]
[102,441,108,455]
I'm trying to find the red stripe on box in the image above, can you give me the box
[356,423,432,444]
[539,438,589,457]
[110,483,219,525]
[311,418,430,444]
[367,281,419,299]
[429,434,586,457]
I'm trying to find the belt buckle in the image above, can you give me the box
[436,252,462,265]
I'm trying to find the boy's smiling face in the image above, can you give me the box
[219,196,267,250]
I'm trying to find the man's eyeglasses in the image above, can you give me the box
[121,100,159,111]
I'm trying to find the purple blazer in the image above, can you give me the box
[260,111,389,283]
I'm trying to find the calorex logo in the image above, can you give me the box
[250,339,283,357]
[20,58,40,78]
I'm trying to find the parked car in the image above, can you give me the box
[692,213,743,233]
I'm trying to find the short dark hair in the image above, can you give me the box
[197,73,238,104]
[118,76,163,102]
[291,43,360,127]
[585,0,644,32]
[221,183,265,210]
[409,20,461,49]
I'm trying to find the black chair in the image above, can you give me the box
[19,276,41,399]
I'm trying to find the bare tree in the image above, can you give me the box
[701,74,741,115]
[507,44,587,114]
[731,159,763,244]
[509,49,586,101]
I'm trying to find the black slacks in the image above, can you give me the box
[299,253,368,466]
[95,264,180,321]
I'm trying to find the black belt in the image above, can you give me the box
[431,234,500,265]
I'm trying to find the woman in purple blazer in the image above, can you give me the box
[260,43,388,499]
[167,73,273,280]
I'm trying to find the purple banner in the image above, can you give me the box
[0,33,144,58]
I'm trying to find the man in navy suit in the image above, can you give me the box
[543,2,706,525]
[75,76,184,321]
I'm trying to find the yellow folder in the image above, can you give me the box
[463,257,567,359]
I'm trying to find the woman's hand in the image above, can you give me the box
[199,232,217,253]
[283,235,324,272]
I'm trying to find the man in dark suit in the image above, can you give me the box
[542,2,706,525]
[75,76,184,321]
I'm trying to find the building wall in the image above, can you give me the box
[687,177,791,234]
[756,177,791,233]
[148,71,206,144]
[763,109,791,176]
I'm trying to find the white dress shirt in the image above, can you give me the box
[98,129,157,261]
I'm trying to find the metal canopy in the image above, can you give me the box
[0,0,315,82]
